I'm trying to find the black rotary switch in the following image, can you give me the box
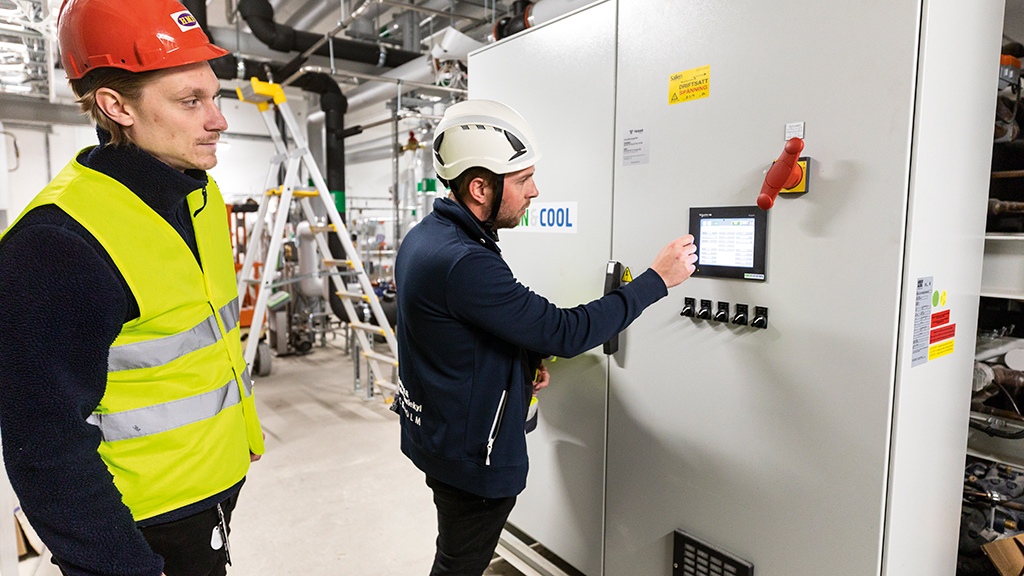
[680,297,695,317]
[696,299,713,320]
[732,304,748,326]
[751,306,769,329]
[713,302,729,323]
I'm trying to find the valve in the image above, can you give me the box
[757,138,804,210]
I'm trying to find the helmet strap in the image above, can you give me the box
[447,172,502,242]
[482,175,503,241]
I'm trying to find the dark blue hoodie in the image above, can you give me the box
[395,197,667,499]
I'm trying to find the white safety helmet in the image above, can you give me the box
[432,100,541,233]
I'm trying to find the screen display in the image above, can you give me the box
[698,217,755,268]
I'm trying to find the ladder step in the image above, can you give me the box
[323,259,352,268]
[362,351,398,366]
[265,187,319,198]
[350,322,385,335]
[336,291,369,301]
[374,380,397,392]
[310,224,336,234]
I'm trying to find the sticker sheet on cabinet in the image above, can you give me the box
[912,276,957,367]
[623,128,650,166]
[669,65,710,105]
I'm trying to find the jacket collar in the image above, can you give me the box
[78,128,209,217]
[432,197,501,255]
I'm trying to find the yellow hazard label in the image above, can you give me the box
[669,65,710,105]
[622,267,633,283]
[928,339,954,361]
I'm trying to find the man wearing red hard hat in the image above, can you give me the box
[0,1,264,575]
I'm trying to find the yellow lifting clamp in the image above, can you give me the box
[236,78,288,112]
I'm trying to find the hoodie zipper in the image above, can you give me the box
[485,390,508,466]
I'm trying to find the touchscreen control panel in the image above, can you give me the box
[688,206,767,281]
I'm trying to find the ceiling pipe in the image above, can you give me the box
[493,0,595,40]
[299,64,465,96]
[236,0,422,80]
[286,0,337,29]
[343,26,480,112]
[344,55,435,111]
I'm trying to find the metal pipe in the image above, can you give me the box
[287,0,382,76]
[377,0,487,26]
[990,198,1024,215]
[393,86,401,246]
[291,64,467,95]
[285,0,335,28]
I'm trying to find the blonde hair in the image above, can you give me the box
[69,68,161,147]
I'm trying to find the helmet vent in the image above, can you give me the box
[505,130,527,161]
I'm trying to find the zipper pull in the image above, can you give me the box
[486,438,495,466]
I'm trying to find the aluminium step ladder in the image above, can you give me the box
[235,78,399,398]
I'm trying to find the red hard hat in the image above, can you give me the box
[57,0,229,80]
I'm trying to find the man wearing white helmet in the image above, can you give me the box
[394,100,698,575]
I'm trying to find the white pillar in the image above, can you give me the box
[0,122,9,230]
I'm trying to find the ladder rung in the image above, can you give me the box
[265,187,319,198]
[243,278,260,284]
[350,322,385,335]
[323,259,352,268]
[336,291,369,301]
[310,224,336,234]
[374,380,397,392]
[363,351,398,366]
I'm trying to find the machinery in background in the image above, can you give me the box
[235,78,400,399]
[959,457,1024,576]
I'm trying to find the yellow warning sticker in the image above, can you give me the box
[928,339,954,361]
[622,267,633,283]
[669,65,710,105]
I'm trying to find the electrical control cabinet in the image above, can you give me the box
[469,4,618,575]
[470,0,1001,574]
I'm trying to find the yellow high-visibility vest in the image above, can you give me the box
[5,153,265,520]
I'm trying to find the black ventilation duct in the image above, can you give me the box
[237,0,421,79]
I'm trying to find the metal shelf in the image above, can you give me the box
[981,290,1024,300]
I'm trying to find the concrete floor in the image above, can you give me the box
[18,338,533,575]
[229,339,441,575]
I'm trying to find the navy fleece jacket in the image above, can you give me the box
[395,197,667,499]
[0,129,240,576]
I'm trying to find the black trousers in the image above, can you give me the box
[139,492,238,576]
[56,493,236,576]
[426,475,517,576]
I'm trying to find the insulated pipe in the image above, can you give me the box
[296,222,325,298]
[237,0,421,76]
[493,0,595,40]
[285,0,337,29]
[344,55,435,111]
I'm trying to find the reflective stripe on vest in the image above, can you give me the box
[107,301,240,372]
[87,367,252,442]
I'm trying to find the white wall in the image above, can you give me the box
[1,85,427,254]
